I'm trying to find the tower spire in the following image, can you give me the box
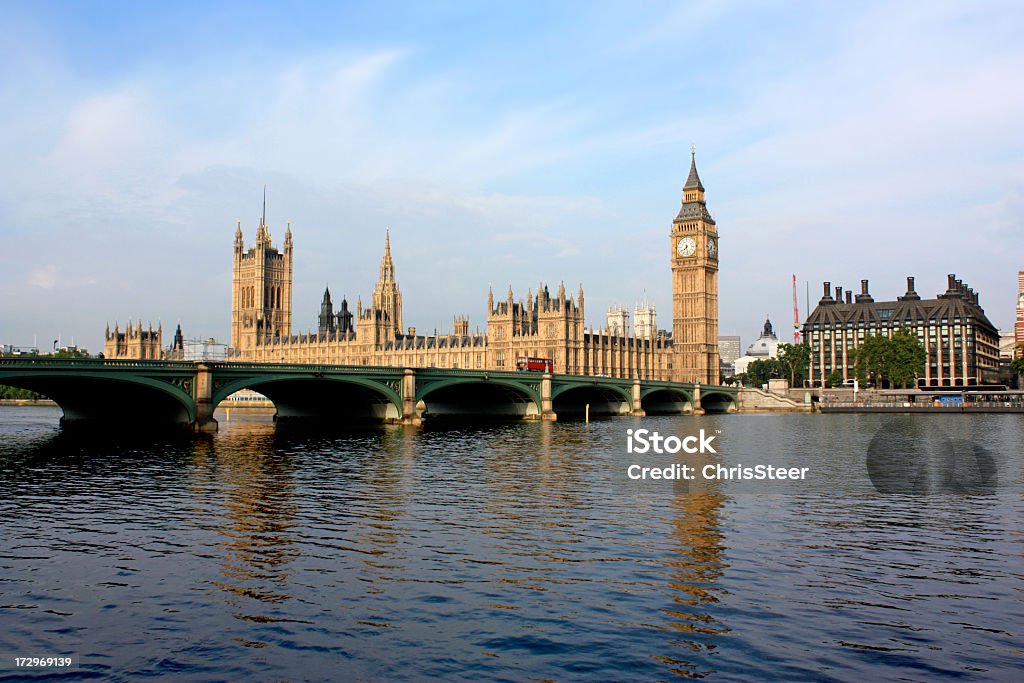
[261,185,267,226]
[684,146,704,192]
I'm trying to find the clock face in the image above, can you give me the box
[677,237,696,257]
[707,239,717,259]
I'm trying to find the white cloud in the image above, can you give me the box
[29,265,59,289]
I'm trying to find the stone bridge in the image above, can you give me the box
[0,358,738,431]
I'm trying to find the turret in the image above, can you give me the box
[319,286,336,335]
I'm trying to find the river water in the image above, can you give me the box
[0,407,1021,681]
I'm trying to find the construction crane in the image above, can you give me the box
[792,274,802,343]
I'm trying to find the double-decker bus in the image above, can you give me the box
[515,356,553,373]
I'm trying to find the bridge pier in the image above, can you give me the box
[402,368,423,426]
[540,373,557,421]
[193,363,219,433]
[692,382,705,415]
[631,378,646,416]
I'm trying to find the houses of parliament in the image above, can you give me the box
[114,153,721,384]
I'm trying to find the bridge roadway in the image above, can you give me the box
[0,358,738,432]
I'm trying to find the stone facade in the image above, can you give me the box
[230,158,720,381]
[670,149,720,384]
[1015,271,1024,358]
[231,204,293,353]
[103,321,163,359]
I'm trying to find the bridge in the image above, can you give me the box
[0,358,738,431]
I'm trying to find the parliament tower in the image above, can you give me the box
[671,149,720,384]
[231,193,294,351]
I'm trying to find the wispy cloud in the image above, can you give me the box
[1,1,1021,352]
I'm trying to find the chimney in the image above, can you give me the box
[947,274,957,291]
[855,279,874,304]
[901,276,920,301]
[845,291,852,304]
[835,286,843,301]
[820,281,835,304]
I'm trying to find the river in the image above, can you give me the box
[0,407,1021,681]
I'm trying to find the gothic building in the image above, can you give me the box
[230,196,293,353]
[103,321,163,359]
[670,148,720,384]
[229,154,720,382]
[1015,271,1024,358]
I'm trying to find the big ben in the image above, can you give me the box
[671,147,720,385]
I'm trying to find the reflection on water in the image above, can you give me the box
[194,426,298,612]
[658,491,729,679]
[0,407,1021,681]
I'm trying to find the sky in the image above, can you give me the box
[2,0,1023,354]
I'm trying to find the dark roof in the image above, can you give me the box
[675,202,716,223]
[675,152,715,223]
[804,277,997,334]
[684,152,704,191]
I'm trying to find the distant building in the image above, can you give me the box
[104,321,162,360]
[606,305,629,337]
[1,344,40,356]
[634,303,656,339]
[718,335,741,376]
[733,318,780,375]
[1015,271,1024,358]
[999,331,1016,359]
[803,275,1000,387]
[183,338,227,362]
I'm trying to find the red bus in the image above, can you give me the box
[515,356,553,373]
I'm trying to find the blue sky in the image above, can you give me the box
[2,1,1023,353]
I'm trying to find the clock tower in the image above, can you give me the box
[671,148,720,384]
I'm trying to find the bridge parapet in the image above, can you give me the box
[0,359,741,429]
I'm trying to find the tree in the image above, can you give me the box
[743,358,786,387]
[1012,346,1024,378]
[851,331,926,388]
[852,334,890,387]
[825,371,845,388]
[777,342,811,387]
[0,385,42,400]
[888,329,926,388]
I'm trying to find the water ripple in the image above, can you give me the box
[0,408,1020,680]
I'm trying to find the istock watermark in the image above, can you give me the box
[621,426,812,489]
[626,428,718,454]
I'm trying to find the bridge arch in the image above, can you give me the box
[213,374,403,424]
[416,378,540,421]
[0,369,195,427]
[551,383,633,418]
[640,387,694,415]
[700,391,738,414]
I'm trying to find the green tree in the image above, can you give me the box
[777,342,811,387]
[1011,346,1024,378]
[0,385,42,400]
[852,334,890,387]
[825,371,845,388]
[743,358,786,386]
[888,329,926,388]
